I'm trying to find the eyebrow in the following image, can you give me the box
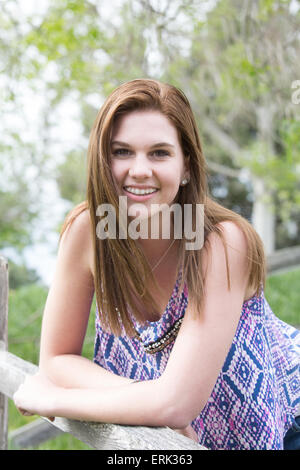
[111,140,175,149]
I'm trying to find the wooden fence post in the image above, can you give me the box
[0,255,8,450]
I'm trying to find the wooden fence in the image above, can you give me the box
[266,245,300,274]
[1,246,300,450]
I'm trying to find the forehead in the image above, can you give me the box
[111,110,180,145]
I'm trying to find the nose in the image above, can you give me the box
[128,154,152,179]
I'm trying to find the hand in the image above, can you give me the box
[13,372,59,421]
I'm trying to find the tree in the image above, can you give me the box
[161,0,300,252]
[1,0,299,260]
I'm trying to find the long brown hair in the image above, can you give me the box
[60,79,266,336]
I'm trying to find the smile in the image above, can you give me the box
[123,186,158,195]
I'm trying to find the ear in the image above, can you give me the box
[180,155,190,186]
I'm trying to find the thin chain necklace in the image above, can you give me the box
[150,239,176,272]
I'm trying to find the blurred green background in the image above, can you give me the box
[1,0,300,450]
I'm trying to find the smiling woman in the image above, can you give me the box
[110,110,188,221]
[13,79,300,450]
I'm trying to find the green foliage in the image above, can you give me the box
[279,119,300,167]
[8,284,47,364]
[238,118,300,222]
[0,187,38,252]
[265,267,300,327]
[55,149,87,205]
[8,260,41,290]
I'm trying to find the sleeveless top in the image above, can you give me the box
[93,269,300,450]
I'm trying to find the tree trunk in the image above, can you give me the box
[251,177,275,254]
[252,105,277,254]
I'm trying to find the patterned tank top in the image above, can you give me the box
[93,269,300,450]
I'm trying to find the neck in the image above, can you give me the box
[129,211,179,269]
[136,237,177,261]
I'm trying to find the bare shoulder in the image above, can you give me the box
[202,220,251,300]
[60,209,94,277]
[204,220,248,259]
[220,220,248,252]
[61,209,91,242]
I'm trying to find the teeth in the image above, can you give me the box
[124,187,157,195]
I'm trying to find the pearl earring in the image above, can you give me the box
[181,178,189,186]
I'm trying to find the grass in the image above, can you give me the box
[265,266,300,327]
[6,267,300,450]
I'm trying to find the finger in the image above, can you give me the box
[18,407,34,417]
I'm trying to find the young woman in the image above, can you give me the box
[14,79,300,450]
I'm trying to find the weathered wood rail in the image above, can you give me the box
[1,246,300,450]
[266,245,300,275]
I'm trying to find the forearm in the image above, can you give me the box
[40,355,188,429]
[52,379,172,427]
[40,354,135,390]
[14,373,195,437]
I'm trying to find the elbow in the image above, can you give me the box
[163,410,191,430]
[162,402,197,430]
[39,354,72,388]
[155,385,199,429]
[38,354,52,377]
[38,356,59,384]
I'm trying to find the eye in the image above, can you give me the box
[151,149,170,158]
[112,148,131,157]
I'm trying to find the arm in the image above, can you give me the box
[157,221,251,427]
[14,220,250,429]
[38,209,135,390]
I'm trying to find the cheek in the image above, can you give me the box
[161,178,181,205]
[163,167,182,189]
[111,161,126,184]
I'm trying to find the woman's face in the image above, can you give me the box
[110,110,189,221]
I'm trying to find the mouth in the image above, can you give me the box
[123,186,159,201]
[123,186,158,195]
